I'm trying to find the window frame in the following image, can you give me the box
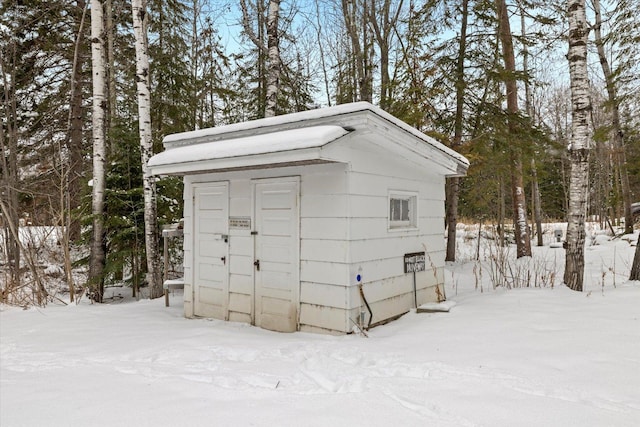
[388,190,418,231]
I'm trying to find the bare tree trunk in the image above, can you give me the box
[0,19,21,301]
[67,0,88,243]
[239,0,269,115]
[498,176,506,245]
[496,0,531,258]
[630,240,640,281]
[105,0,116,126]
[313,0,331,106]
[265,0,281,117]
[369,0,404,110]
[89,0,108,301]
[63,0,89,302]
[593,0,633,235]
[445,0,469,262]
[361,0,373,103]
[132,0,163,298]
[519,0,543,247]
[341,0,372,102]
[564,0,591,292]
[531,159,543,246]
[0,30,21,297]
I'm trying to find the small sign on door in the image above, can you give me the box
[404,252,426,273]
[229,216,251,229]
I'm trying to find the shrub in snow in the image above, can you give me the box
[44,264,64,277]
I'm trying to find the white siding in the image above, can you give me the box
[183,164,352,332]
[181,145,449,334]
[182,177,194,318]
[298,165,350,333]
[344,145,447,329]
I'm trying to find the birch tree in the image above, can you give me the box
[132,0,163,298]
[89,0,107,301]
[265,0,281,117]
[564,0,591,291]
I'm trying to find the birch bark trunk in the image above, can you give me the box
[132,0,163,298]
[265,0,280,117]
[564,0,591,291]
[89,0,107,301]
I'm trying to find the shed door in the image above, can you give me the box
[254,178,300,332]
[193,183,229,319]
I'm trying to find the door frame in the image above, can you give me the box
[251,176,301,330]
[192,181,230,319]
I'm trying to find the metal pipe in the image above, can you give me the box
[413,271,418,309]
[358,283,373,330]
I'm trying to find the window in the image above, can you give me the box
[389,192,417,229]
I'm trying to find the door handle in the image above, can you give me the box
[254,259,260,271]
[221,256,226,265]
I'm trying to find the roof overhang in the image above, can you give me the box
[148,125,350,176]
[148,102,470,177]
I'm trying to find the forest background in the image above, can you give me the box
[1,0,639,304]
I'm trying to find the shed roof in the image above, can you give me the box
[148,102,469,177]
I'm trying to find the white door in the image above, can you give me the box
[193,183,229,319]
[254,178,300,332]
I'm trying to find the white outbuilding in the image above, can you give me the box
[148,102,469,334]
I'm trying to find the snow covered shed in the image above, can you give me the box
[148,102,469,334]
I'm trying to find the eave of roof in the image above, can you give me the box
[148,125,350,176]
[148,102,470,177]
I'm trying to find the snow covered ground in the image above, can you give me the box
[2,225,639,426]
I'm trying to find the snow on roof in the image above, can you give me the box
[148,125,349,173]
[162,102,469,168]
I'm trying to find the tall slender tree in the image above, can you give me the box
[89,0,108,301]
[63,0,90,301]
[369,0,404,110]
[564,0,591,291]
[0,1,21,295]
[445,0,470,262]
[593,0,633,234]
[132,0,163,298]
[341,0,374,102]
[496,0,531,258]
[265,0,281,117]
[631,238,640,281]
